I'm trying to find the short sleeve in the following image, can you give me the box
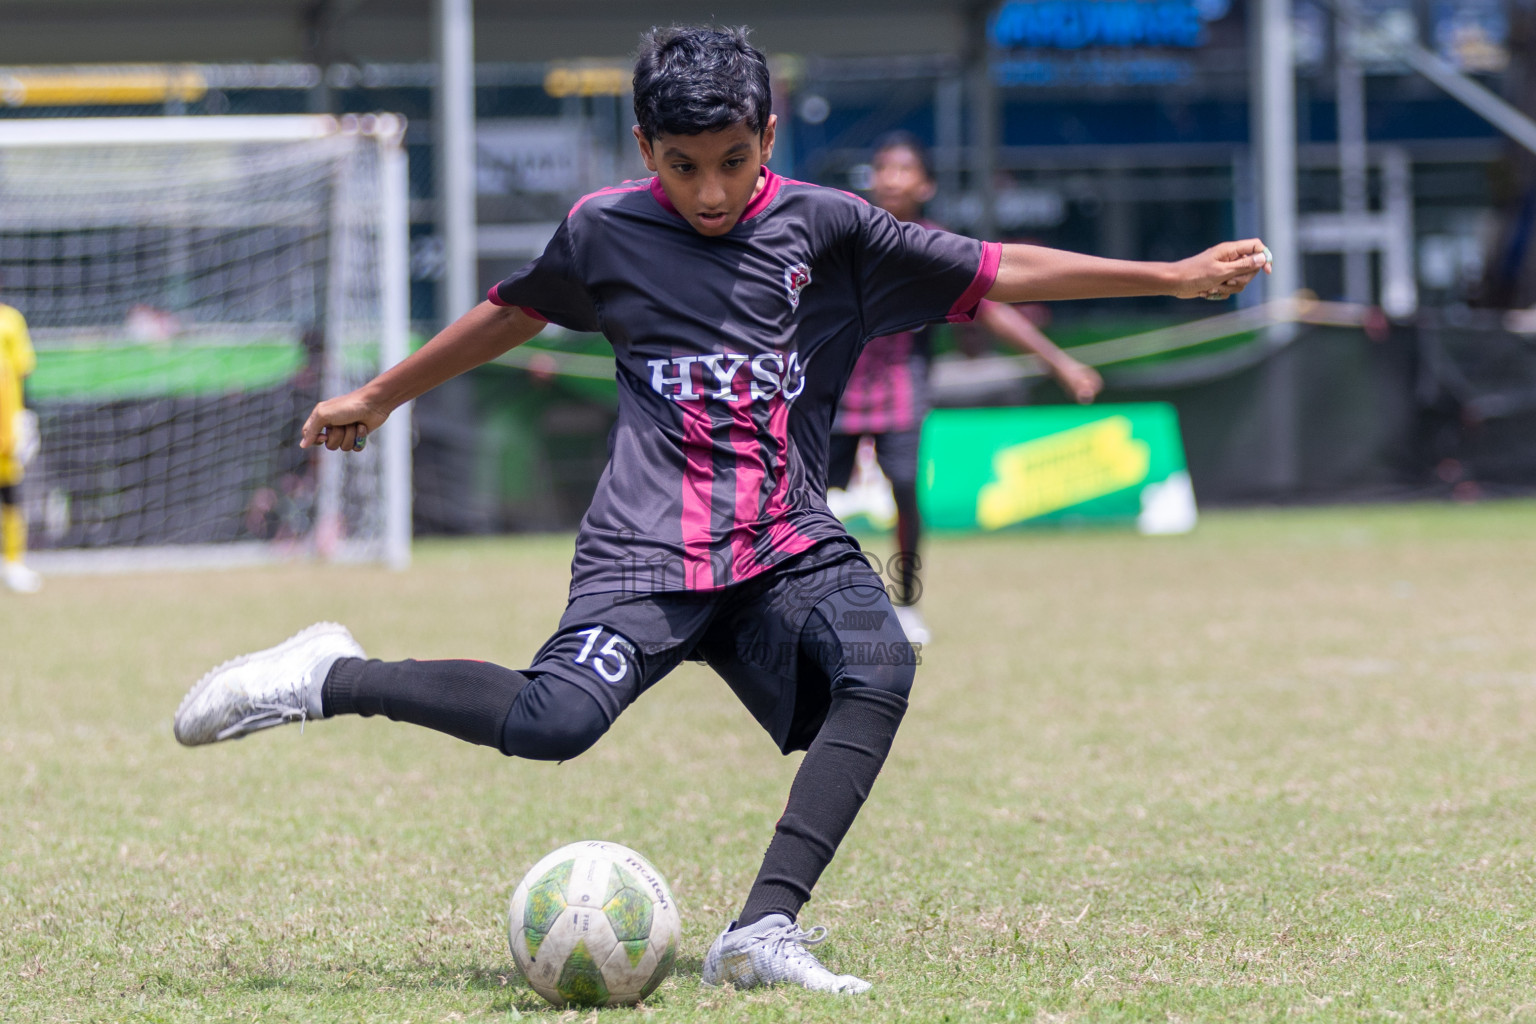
[488,219,601,333]
[854,206,1002,339]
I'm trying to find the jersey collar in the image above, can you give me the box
[649,167,783,228]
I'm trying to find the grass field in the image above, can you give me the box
[4,503,1536,1023]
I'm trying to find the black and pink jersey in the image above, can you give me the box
[490,167,999,597]
[831,327,931,435]
[832,219,944,437]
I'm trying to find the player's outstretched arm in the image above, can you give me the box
[975,299,1103,403]
[301,302,545,451]
[985,239,1272,305]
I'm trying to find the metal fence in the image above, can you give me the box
[4,52,1532,528]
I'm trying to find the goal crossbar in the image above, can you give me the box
[0,113,402,148]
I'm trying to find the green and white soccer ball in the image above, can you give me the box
[508,840,681,1007]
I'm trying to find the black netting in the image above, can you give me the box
[27,385,315,547]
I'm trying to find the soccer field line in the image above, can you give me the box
[26,540,385,575]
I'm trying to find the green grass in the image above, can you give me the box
[5,503,1536,1022]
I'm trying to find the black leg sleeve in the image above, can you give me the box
[889,479,922,606]
[736,686,908,927]
[322,657,527,752]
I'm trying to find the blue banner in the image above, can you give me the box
[989,0,1225,51]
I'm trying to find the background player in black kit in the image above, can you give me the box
[830,132,1103,643]
[174,26,1271,995]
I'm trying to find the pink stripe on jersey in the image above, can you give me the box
[651,168,782,225]
[727,401,766,581]
[777,176,869,206]
[762,397,794,518]
[839,332,919,434]
[946,240,1003,323]
[649,177,678,216]
[678,398,717,591]
[759,396,813,561]
[739,167,782,222]
[764,517,815,564]
[845,363,885,435]
[569,181,650,218]
[889,352,914,431]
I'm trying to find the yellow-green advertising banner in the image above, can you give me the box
[920,403,1197,533]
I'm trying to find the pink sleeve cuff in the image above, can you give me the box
[487,285,549,322]
[946,241,1003,323]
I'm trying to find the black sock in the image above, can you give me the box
[736,686,908,928]
[890,480,922,606]
[322,657,527,751]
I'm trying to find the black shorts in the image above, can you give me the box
[522,539,917,753]
[827,428,923,489]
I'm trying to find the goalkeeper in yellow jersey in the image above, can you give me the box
[0,296,40,593]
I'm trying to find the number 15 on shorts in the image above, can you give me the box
[573,627,634,684]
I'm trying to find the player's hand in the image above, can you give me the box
[1054,361,1103,404]
[300,391,389,452]
[1168,239,1271,301]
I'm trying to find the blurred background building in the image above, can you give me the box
[3,0,1534,537]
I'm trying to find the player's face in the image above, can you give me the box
[635,117,777,237]
[871,145,935,223]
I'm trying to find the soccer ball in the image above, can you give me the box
[508,840,681,1007]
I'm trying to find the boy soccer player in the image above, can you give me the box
[830,133,1102,642]
[174,26,1269,994]
[0,292,40,594]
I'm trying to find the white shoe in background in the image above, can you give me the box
[894,604,930,645]
[3,562,42,594]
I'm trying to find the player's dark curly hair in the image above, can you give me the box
[632,26,772,141]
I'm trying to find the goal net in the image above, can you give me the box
[0,115,411,571]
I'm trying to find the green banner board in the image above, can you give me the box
[919,403,1196,533]
[30,342,305,401]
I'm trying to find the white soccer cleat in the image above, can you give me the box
[173,622,364,746]
[894,604,930,645]
[3,562,42,594]
[701,914,872,994]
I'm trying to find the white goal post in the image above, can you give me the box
[0,114,412,572]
